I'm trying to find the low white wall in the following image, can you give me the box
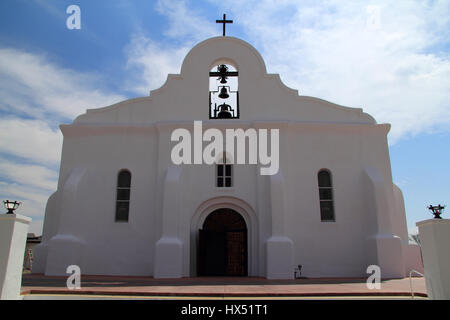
[0,214,31,300]
[417,219,450,299]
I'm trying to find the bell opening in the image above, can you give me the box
[209,63,239,119]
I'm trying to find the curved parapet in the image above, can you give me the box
[69,36,377,126]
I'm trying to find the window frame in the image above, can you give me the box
[317,169,335,222]
[115,169,131,223]
[216,153,233,188]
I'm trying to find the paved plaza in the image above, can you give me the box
[21,274,427,299]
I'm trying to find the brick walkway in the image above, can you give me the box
[21,274,427,298]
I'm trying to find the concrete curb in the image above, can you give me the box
[21,289,428,298]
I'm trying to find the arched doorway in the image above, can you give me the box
[198,208,247,276]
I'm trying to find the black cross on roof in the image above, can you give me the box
[216,14,233,36]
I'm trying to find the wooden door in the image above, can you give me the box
[198,208,248,276]
[226,230,247,276]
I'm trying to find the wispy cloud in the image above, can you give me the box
[0,181,52,208]
[0,180,48,234]
[0,47,127,235]
[31,0,66,21]
[0,159,58,191]
[0,48,126,120]
[125,34,189,95]
[156,0,216,41]
[124,0,220,95]
[0,118,62,164]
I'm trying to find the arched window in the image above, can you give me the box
[216,154,232,187]
[318,170,335,221]
[115,170,131,222]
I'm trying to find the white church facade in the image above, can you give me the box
[33,36,422,279]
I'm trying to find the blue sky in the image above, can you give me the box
[0,0,449,235]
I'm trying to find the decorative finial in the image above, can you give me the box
[216,13,233,36]
[428,204,445,219]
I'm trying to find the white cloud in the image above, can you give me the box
[156,0,216,41]
[0,118,62,165]
[0,48,126,120]
[125,34,189,95]
[0,160,55,228]
[124,0,222,95]
[0,158,58,191]
[0,47,128,236]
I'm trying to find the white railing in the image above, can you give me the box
[409,269,424,299]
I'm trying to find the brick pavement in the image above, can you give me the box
[20,274,427,298]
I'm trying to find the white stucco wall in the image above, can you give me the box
[33,36,419,279]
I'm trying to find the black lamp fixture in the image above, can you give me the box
[3,200,21,214]
[428,204,445,219]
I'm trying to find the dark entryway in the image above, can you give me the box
[198,208,247,276]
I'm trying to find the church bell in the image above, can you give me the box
[217,103,232,119]
[217,64,229,84]
[218,86,229,99]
